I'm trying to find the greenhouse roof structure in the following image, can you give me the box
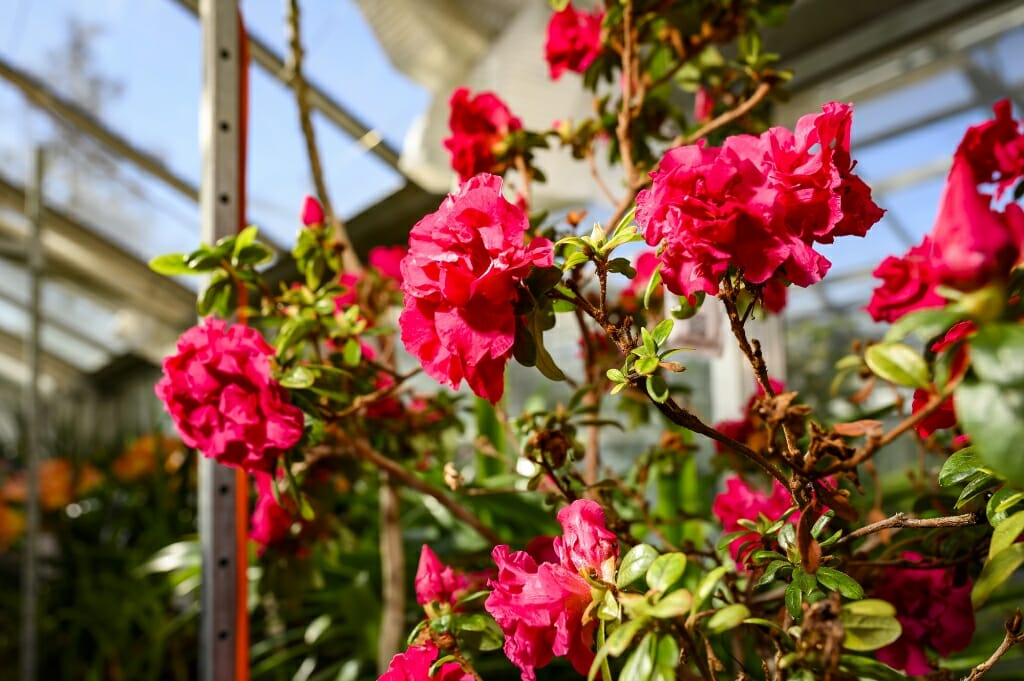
[0,0,1021,394]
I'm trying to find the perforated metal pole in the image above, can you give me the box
[199,2,243,680]
[20,146,44,681]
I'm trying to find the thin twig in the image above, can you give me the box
[285,0,361,273]
[674,82,772,147]
[836,511,982,546]
[963,610,1024,681]
[586,149,619,205]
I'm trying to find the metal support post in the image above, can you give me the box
[198,2,246,680]
[20,147,44,681]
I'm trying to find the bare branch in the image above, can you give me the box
[837,511,982,546]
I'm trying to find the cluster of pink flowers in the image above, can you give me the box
[399,174,554,403]
[544,2,604,80]
[378,640,471,681]
[444,88,523,182]
[873,553,975,675]
[712,475,794,565]
[485,499,618,681]
[636,102,884,311]
[867,100,1024,321]
[155,318,304,473]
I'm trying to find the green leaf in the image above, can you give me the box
[837,654,906,681]
[563,250,590,272]
[956,471,1000,510]
[883,307,963,343]
[792,568,817,594]
[990,510,1024,560]
[641,326,656,354]
[815,567,864,600]
[606,618,644,657]
[549,0,570,11]
[643,261,663,310]
[970,323,1024,386]
[634,355,660,376]
[234,243,274,267]
[646,375,670,404]
[839,599,902,651]
[617,543,659,590]
[342,338,362,367]
[939,447,982,487]
[693,565,729,610]
[149,253,194,276]
[233,225,258,255]
[974,543,1024,608]
[606,368,626,383]
[649,589,693,619]
[755,560,790,588]
[864,342,930,389]
[706,604,750,634]
[645,553,686,593]
[651,319,674,346]
[784,582,802,619]
[956,380,1024,486]
[530,310,566,381]
[304,614,331,645]
[279,365,315,389]
[619,632,655,681]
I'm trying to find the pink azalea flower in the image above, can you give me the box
[865,237,945,323]
[485,500,618,681]
[955,99,1024,197]
[155,318,304,473]
[544,3,604,80]
[444,88,523,182]
[929,157,1024,292]
[301,195,325,226]
[636,103,883,306]
[874,552,975,675]
[398,174,554,403]
[415,545,470,607]
[250,471,293,554]
[369,245,408,285]
[712,476,795,565]
[378,641,472,681]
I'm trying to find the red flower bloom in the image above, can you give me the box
[369,245,408,284]
[378,641,471,681]
[911,388,958,439]
[874,552,975,675]
[155,318,304,473]
[929,157,1024,292]
[444,88,522,182]
[712,476,795,565]
[544,3,604,80]
[485,500,618,681]
[399,174,553,403]
[865,237,945,323]
[415,545,470,607]
[956,99,1024,197]
[301,195,324,226]
[637,103,882,304]
[250,471,293,554]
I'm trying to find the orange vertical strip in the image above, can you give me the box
[235,8,251,681]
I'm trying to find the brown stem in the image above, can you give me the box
[963,610,1024,681]
[377,473,404,672]
[586,149,618,205]
[514,154,532,209]
[673,82,772,147]
[333,434,502,545]
[616,0,639,188]
[285,0,361,274]
[836,511,982,546]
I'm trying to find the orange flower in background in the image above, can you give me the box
[113,434,184,482]
[75,464,104,497]
[1,459,105,512]
[0,502,25,551]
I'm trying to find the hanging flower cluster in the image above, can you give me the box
[485,499,618,681]
[399,173,554,403]
[544,2,604,80]
[444,88,523,182]
[868,99,1024,321]
[636,102,884,309]
[155,318,304,473]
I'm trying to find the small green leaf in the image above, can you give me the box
[606,368,626,383]
[706,603,750,634]
[563,250,590,272]
[641,327,656,354]
[531,311,567,382]
[651,319,674,346]
[957,380,1024,486]
[606,617,644,657]
[342,338,362,367]
[617,543,659,590]
[149,253,194,276]
[864,342,930,389]
[233,225,258,255]
[279,365,315,389]
[815,567,864,600]
[784,582,802,619]
[634,355,660,376]
[883,307,964,343]
[649,589,693,619]
[693,565,729,610]
[974,543,1024,608]
[304,614,331,645]
[792,568,817,594]
[619,632,655,681]
[646,375,670,404]
[755,560,790,587]
[837,654,905,681]
[840,599,902,651]
[990,510,1024,560]
[234,243,274,267]
[970,323,1024,386]
[643,261,663,310]
[645,553,686,592]
[939,447,982,487]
